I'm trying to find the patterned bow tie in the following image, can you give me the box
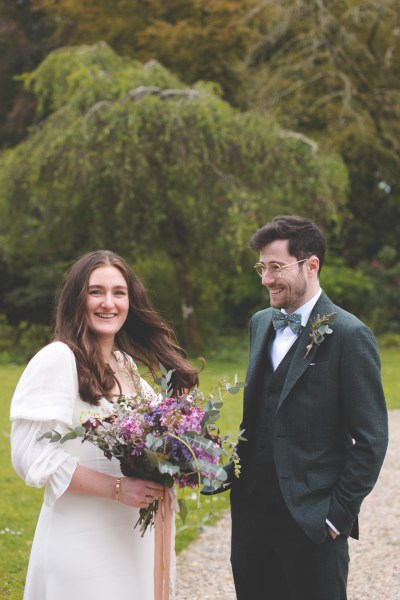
[272,309,303,334]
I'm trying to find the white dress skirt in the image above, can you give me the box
[10,341,155,600]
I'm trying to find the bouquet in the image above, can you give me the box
[39,364,246,536]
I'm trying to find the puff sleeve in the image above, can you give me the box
[10,341,79,506]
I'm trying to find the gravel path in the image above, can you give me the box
[175,410,400,600]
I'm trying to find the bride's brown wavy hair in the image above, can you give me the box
[53,250,199,404]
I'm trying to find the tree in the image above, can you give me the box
[1,0,255,149]
[0,0,51,147]
[242,0,400,143]
[0,43,347,350]
[239,0,400,263]
[32,0,255,102]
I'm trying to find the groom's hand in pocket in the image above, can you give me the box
[327,526,338,540]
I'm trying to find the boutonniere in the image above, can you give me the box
[304,311,337,358]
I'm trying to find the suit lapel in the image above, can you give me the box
[276,291,336,412]
[243,311,274,410]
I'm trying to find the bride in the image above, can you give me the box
[10,250,198,599]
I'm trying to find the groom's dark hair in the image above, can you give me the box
[249,215,326,275]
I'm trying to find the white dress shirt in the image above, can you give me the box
[270,289,322,371]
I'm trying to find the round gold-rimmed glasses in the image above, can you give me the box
[253,258,308,278]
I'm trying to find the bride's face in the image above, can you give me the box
[85,265,129,342]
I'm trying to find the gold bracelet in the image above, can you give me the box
[114,478,121,502]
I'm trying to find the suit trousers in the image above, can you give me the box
[230,485,349,600]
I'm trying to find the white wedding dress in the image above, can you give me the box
[10,341,155,600]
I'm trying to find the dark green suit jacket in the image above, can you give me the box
[235,291,388,544]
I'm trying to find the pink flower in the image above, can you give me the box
[371,260,384,270]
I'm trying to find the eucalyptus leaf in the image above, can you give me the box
[227,385,239,394]
[204,409,220,417]
[196,458,218,473]
[181,432,214,451]
[238,429,247,442]
[159,363,168,376]
[204,446,224,457]
[212,401,223,409]
[37,431,54,441]
[165,368,175,381]
[204,413,220,424]
[215,467,228,481]
[178,498,188,524]
[158,461,180,475]
[60,430,78,443]
[145,433,163,451]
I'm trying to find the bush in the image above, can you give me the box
[320,258,374,323]
[0,315,51,364]
[376,332,400,349]
[363,248,400,335]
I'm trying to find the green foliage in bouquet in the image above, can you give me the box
[39,365,246,534]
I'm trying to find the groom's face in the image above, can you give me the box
[258,239,315,313]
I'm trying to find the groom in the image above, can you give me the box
[230,216,388,600]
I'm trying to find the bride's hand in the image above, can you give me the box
[118,477,165,509]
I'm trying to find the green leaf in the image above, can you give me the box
[159,363,168,376]
[37,431,54,441]
[238,429,247,442]
[215,467,228,481]
[74,426,86,437]
[227,385,239,394]
[226,380,247,394]
[158,461,180,476]
[181,432,215,451]
[178,498,188,524]
[204,409,220,417]
[145,433,163,451]
[203,413,220,424]
[59,430,78,443]
[49,431,62,443]
[212,401,223,409]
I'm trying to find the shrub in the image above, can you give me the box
[0,315,51,364]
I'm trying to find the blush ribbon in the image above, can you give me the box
[154,487,178,599]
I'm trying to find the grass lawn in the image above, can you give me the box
[0,341,398,599]
[379,347,400,409]
[0,354,245,599]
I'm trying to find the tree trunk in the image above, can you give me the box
[163,206,204,353]
[179,276,204,354]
